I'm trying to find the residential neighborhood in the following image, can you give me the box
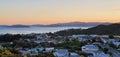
[0,33,120,57]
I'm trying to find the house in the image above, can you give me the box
[34,40,46,43]
[53,49,80,57]
[90,34,99,38]
[53,49,69,57]
[73,35,90,38]
[30,45,44,53]
[82,44,99,53]
[36,33,49,40]
[45,47,54,52]
[20,45,44,56]
[19,49,30,56]
[70,52,80,57]
[71,35,89,42]
[113,42,120,47]
[93,53,110,57]
[93,51,110,57]
[20,49,39,56]
[73,35,92,42]
[101,38,108,44]
[47,40,58,44]
[34,33,50,43]
[100,35,109,38]
[72,35,88,38]
[101,37,119,44]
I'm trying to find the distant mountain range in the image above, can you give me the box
[0,22,112,28]
[34,22,110,27]
[55,23,120,36]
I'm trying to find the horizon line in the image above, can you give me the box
[0,21,119,26]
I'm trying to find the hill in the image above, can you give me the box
[55,23,120,36]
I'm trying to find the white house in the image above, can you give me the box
[90,34,99,37]
[101,38,114,43]
[34,33,50,43]
[82,44,99,53]
[72,35,88,38]
[45,47,54,52]
[20,49,39,56]
[19,49,31,56]
[113,42,120,47]
[36,33,49,40]
[93,51,110,57]
[101,38,108,44]
[53,49,69,57]
[101,37,119,44]
[70,52,80,57]
[53,49,80,57]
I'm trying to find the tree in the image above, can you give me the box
[103,48,108,54]
[109,34,114,39]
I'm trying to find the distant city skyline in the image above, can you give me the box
[0,0,120,25]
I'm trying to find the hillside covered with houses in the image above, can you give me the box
[0,32,120,57]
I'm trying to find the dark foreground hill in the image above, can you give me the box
[55,23,120,36]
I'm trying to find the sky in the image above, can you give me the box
[0,0,120,25]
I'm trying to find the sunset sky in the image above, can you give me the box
[0,0,120,25]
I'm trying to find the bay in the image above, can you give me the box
[0,26,90,34]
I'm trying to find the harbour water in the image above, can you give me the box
[0,26,90,34]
